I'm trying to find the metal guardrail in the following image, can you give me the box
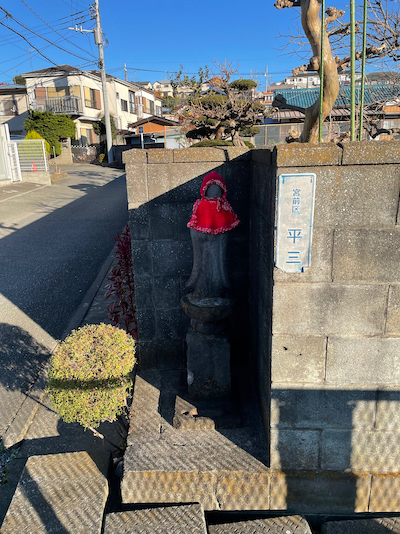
[15,139,48,172]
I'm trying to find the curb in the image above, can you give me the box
[2,244,117,449]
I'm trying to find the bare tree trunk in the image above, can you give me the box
[300,0,339,143]
[215,126,225,140]
[232,130,245,146]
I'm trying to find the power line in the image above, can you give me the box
[0,6,94,62]
[0,12,91,48]
[125,66,295,77]
[18,0,97,58]
[0,19,57,66]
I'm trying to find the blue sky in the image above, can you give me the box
[0,0,391,87]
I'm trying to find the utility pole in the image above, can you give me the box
[264,66,268,92]
[94,0,113,162]
[69,1,113,162]
[124,63,128,81]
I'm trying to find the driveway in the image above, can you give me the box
[0,165,129,438]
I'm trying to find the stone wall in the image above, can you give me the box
[71,145,98,164]
[126,142,400,513]
[251,141,400,513]
[124,147,251,370]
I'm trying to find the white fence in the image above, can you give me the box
[5,142,22,182]
[15,139,48,172]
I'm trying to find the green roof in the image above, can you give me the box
[274,84,400,109]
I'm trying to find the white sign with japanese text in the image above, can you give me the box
[276,173,316,273]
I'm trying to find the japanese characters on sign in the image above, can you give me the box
[276,173,316,273]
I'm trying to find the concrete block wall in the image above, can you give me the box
[251,141,400,513]
[124,147,251,370]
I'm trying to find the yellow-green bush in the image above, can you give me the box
[47,324,136,429]
[25,130,50,154]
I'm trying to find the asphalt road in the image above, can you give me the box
[0,165,128,341]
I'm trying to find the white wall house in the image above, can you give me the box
[21,65,162,145]
[284,71,361,88]
[153,79,174,98]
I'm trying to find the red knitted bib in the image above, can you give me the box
[187,172,240,235]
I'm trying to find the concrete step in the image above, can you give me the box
[122,371,270,511]
[321,517,400,533]
[0,451,108,534]
[103,504,207,533]
[208,515,312,533]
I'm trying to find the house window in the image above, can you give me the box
[150,100,154,114]
[129,91,135,113]
[116,92,120,99]
[156,106,162,117]
[84,87,101,109]
[121,99,128,112]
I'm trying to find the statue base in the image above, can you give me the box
[173,396,241,430]
[186,330,231,401]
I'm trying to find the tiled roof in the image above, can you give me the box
[21,65,81,76]
[274,84,400,109]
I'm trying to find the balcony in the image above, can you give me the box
[31,96,83,115]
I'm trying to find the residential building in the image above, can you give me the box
[153,79,211,100]
[284,71,361,88]
[21,65,162,145]
[124,116,187,149]
[269,84,400,141]
[366,71,400,85]
[134,81,153,90]
[153,79,174,98]
[0,84,29,137]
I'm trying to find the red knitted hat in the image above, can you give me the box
[187,171,240,235]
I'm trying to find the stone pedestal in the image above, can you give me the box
[186,330,231,400]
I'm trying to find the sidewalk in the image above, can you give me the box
[0,183,122,527]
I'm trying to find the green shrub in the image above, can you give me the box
[47,324,136,430]
[24,110,76,156]
[243,140,254,149]
[191,139,233,147]
[191,139,254,148]
[98,153,106,164]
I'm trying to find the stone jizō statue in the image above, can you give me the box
[181,171,240,400]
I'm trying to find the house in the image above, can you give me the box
[153,79,174,98]
[366,71,400,85]
[153,79,211,100]
[271,84,400,141]
[20,65,162,146]
[0,84,29,137]
[134,81,153,90]
[284,71,361,88]
[126,115,180,134]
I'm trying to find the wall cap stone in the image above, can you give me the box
[274,143,341,167]
[123,148,147,164]
[173,147,227,163]
[342,140,400,165]
[147,149,173,164]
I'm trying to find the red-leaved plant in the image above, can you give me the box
[105,224,138,340]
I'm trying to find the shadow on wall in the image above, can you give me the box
[270,388,400,514]
[129,161,250,372]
